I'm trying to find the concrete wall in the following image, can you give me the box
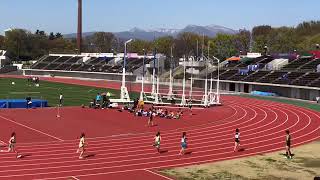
[0,66,18,74]
[194,79,320,101]
[23,69,136,82]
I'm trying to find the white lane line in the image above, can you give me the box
[37,138,319,180]
[0,103,298,165]
[13,132,320,180]
[8,103,241,149]
[0,105,249,155]
[0,114,63,142]
[144,169,174,180]
[0,104,281,163]
[2,101,240,147]
[0,140,6,145]
[0,100,316,167]
[0,106,302,171]
[71,176,80,180]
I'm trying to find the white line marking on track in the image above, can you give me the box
[0,114,64,142]
[7,102,240,148]
[70,176,80,180]
[0,140,6,145]
[0,109,313,173]
[30,135,320,180]
[144,169,174,180]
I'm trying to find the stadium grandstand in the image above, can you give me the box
[20,48,320,102]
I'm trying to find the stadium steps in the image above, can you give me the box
[291,72,320,86]
[257,71,288,83]
[42,56,68,70]
[242,70,269,82]
[53,57,75,70]
[299,58,320,71]
[272,72,305,84]
[308,76,320,87]
[30,55,49,68]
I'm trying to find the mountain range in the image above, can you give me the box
[64,24,237,41]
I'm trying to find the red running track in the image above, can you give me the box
[0,76,319,180]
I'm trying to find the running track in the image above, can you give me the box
[0,75,319,180]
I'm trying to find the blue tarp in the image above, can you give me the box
[0,99,48,108]
[251,91,277,97]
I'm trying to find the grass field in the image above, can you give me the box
[0,77,139,106]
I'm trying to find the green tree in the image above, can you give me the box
[4,29,30,60]
[128,39,152,54]
[90,32,116,53]
[175,32,202,57]
[154,36,174,56]
[49,32,55,40]
[0,35,4,49]
[210,34,238,60]
[55,33,63,39]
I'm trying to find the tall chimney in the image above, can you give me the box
[77,0,82,54]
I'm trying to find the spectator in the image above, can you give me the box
[59,93,63,107]
[26,97,32,109]
[102,94,107,108]
[133,98,139,110]
[89,99,96,108]
[96,93,101,107]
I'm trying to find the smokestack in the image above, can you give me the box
[77,0,82,54]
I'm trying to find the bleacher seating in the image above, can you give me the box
[282,57,313,70]
[299,58,320,70]
[42,56,59,62]
[309,78,320,87]
[32,63,47,69]
[54,56,71,63]
[219,70,238,80]
[273,72,305,84]
[291,72,320,86]
[243,70,270,82]
[257,71,288,83]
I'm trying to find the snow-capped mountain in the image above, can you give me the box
[64,24,237,40]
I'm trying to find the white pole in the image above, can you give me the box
[212,56,220,104]
[209,42,213,95]
[189,57,193,100]
[140,49,145,100]
[121,39,132,100]
[157,54,160,95]
[168,45,174,97]
[181,55,186,106]
[217,58,220,104]
[151,53,156,95]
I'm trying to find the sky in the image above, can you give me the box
[1,0,319,35]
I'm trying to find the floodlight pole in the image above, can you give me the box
[168,45,174,98]
[180,55,186,106]
[189,56,194,100]
[121,39,133,100]
[151,49,156,96]
[203,42,210,107]
[140,49,146,100]
[212,55,220,104]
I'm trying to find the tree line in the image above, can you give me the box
[0,20,319,62]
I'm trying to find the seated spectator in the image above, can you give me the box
[138,99,145,109]
[102,94,107,108]
[174,111,182,119]
[96,93,101,107]
[133,98,139,110]
[89,99,96,108]
[26,97,32,109]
